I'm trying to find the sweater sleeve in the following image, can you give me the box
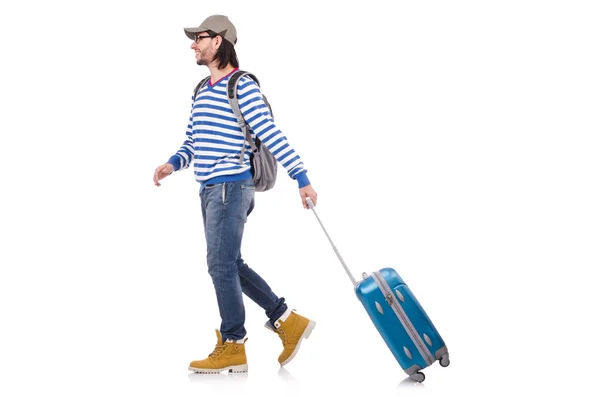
[236,77,311,188]
[167,97,195,172]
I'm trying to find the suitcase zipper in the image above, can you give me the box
[372,271,435,366]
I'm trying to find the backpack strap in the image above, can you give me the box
[227,70,260,165]
[193,76,211,101]
[229,72,274,119]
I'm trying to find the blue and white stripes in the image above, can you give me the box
[168,71,310,188]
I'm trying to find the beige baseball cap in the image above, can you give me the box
[184,15,237,46]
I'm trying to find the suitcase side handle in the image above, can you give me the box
[306,197,358,287]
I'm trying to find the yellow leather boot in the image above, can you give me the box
[265,309,316,366]
[189,330,248,374]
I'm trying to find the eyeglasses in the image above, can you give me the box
[194,33,214,43]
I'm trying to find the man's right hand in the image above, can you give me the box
[154,163,174,187]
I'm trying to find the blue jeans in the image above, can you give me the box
[200,178,288,341]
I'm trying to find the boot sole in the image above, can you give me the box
[188,364,248,374]
[280,320,316,367]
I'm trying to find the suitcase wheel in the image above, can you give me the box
[439,353,450,367]
[409,371,425,383]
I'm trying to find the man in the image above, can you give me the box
[153,15,318,374]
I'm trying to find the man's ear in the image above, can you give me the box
[213,35,222,49]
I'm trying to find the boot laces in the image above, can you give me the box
[277,328,287,345]
[208,344,227,358]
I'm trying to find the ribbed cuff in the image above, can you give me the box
[295,171,310,188]
[167,155,181,172]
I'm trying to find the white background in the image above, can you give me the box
[1,0,599,396]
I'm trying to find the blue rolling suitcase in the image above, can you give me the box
[306,198,450,382]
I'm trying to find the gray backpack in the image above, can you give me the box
[194,70,278,192]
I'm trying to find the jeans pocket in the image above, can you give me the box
[240,183,255,216]
[204,183,223,190]
[201,182,226,203]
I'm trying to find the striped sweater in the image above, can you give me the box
[168,69,310,189]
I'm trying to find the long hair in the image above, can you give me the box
[208,30,239,69]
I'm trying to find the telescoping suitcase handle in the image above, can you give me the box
[306,197,358,286]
